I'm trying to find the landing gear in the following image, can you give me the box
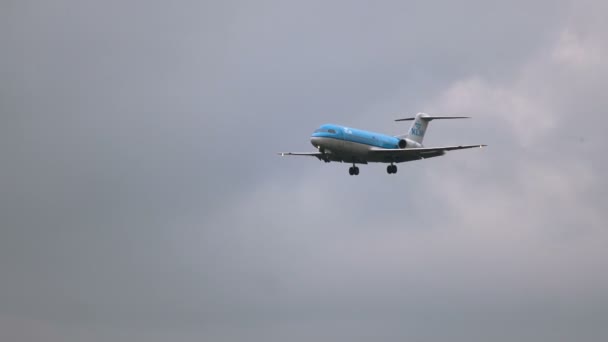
[348,166,360,176]
[387,164,397,174]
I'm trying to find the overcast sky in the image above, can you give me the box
[1,1,607,341]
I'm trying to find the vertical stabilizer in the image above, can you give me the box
[394,113,471,144]
[406,113,430,144]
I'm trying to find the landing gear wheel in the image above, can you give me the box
[387,164,397,174]
[354,166,359,175]
[349,166,360,176]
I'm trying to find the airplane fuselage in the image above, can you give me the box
[310,124,428,164]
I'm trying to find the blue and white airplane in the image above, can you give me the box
[279,113,486,175]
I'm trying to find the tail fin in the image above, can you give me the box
[395,113,470,144]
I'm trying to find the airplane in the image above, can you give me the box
[278,113,486,175]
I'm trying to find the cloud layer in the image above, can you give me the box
[1,1,607,341]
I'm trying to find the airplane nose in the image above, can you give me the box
[310,136,320,148]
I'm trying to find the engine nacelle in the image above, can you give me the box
[398,138,421,149]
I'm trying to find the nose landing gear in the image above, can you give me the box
[387,164,397,174]
[348,165,360,176]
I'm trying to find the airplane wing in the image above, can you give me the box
[277,152,324,157]
[278,152,329,162]
[369,144,486,159]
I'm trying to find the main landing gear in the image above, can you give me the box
[387,164,398,174]
[348,165,360,176]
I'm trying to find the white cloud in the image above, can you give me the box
[553,29,603,68]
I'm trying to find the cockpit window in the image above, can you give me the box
[314,128,337,134]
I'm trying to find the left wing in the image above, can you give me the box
[278,152,327,162]
[370,144,486,158]
[277,152,324,157]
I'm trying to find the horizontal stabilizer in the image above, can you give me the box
[395,116,470,121]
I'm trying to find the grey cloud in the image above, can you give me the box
[1,0,607,341]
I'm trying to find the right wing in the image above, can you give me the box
[369,144,486,159]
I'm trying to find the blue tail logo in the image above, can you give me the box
[410,122,424,136]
